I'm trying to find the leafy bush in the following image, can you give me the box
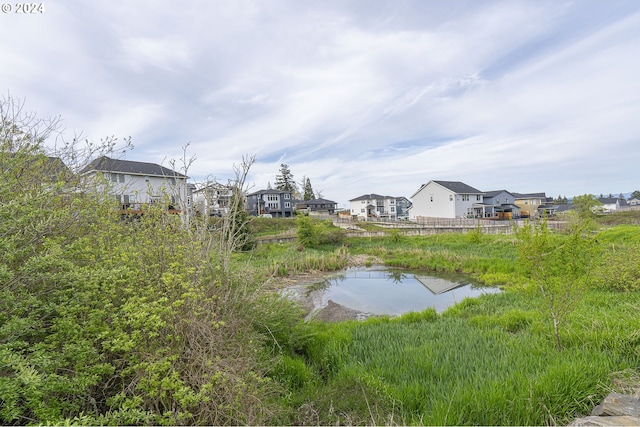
[296,217,344,248]
[296,215,320,248]
[0,98,293,425]
[590,244,640,291]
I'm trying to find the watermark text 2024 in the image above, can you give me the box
[1,3,45,13]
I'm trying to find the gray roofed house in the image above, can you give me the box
[427,180,484,196]
[409,180,485,219]
[246,188,294,217]
[81,156,187,178]
[349,193,399,220]
[597,197,627,213]
[80,156,190,212]
[295,198,338,215]
[480,190,520,219]
[512,192,548,218]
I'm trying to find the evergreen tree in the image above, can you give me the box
[631,190,640,200]
[274,163,296,193]
[618,193,625,200]
[303,177,315,201]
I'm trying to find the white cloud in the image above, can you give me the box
[2,0,640,204]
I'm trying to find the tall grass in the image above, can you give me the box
[232,242,349,281]
[282,289,640,425]
[346,234,519,286]
[255,224,640,425]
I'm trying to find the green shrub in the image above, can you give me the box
[467,225,483,243]
[590,244,640,291]
[296,215,319,248]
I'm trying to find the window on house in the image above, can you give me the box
[284,202,291,208]
[111,174,118,183]
[114,194,121,203]
[284,194,290,199]
[361,208,365,213]
[496,198,500,204]
[391,206,395,212]
[462,195,469,201]
[476,195,481,201]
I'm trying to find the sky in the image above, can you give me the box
[2,0,640,208]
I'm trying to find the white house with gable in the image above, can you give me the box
[349,194,397,220]
[409,180,484,220]
[80,156,190,212]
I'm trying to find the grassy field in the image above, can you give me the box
[254,217,640,425]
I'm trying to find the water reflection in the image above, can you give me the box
[306,266,500,316]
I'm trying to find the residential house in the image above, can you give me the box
[481,190,521,219]
[43,156,73,184]
[295,198,338,215]
[246,189,293,217]
[395,196,412,219]
[192,183,233,216]
[597,197,627,213]
[538,197,558,217]
[409,180,484,219]
[80,156,189,212]
[512,192,548,218]
[349,194,398,221]
[628,198,640,206]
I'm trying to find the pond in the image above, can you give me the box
[283,266,500,321]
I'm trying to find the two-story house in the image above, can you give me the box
[80,156,189,212]
[409,180,484,219]
[512,192,548,218]
[246,189,293,217]
[349,194,398,221]
[481,190,520,219]
[192,183,233,216]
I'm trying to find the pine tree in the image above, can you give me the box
[303,177,315,201]
[274,163,296,193]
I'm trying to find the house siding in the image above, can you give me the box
[247,190,293,217]
[348,194,397,220]
[85,171,188,210]
[410,181,484,219]
[410,183,456,219]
